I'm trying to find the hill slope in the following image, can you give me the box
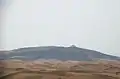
[5,46,120,61]
[0,51,9,60]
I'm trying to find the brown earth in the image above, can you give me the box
[0,60,120,79]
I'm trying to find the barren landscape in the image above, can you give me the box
[0,46,120,79]
[1,0,120,78]
[0,59,120,79]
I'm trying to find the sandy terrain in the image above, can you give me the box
[0,60,120,79]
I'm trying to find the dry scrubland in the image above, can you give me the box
[0,60,120,79]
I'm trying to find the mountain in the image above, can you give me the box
[0,51,9,60]
[5,46,120,61]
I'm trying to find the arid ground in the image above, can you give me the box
[0,60,120,79]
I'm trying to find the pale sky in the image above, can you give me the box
[1,0,120,56]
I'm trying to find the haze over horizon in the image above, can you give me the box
[1,0,120,56]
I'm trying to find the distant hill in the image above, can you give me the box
[0,51,8,60]
[4,46,120,61]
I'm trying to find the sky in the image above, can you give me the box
[1,0,120,56]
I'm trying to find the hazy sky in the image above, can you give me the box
[2,0,120,56]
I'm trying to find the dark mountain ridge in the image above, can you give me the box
[0,51,9,60]
[4,46,120,61]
